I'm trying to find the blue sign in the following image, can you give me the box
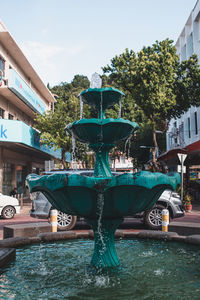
[8,69,46,114]
[0,119,61,159]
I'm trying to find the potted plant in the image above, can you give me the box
[183,193,192,212]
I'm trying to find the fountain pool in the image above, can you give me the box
[1,239,200,300]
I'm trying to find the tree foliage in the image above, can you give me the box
[103,39,200,169]
[34,75,91,168]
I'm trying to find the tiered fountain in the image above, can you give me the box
[26,74,180,268]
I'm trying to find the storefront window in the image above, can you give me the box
[16,165,28,195]
[2,163,14,195]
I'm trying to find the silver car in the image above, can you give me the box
[30,189,184,230]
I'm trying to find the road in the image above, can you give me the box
[0,205,200,240]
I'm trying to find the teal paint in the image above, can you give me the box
[26,87,181,268]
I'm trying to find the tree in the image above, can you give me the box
[103,39,200,170]
[34,98,76,167]
[35,75,91,168]
[130,123,166,169]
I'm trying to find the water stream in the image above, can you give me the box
[96,193,106,251]
[124,136,131,158]
[71,133,77,170]
[80,95,83,119]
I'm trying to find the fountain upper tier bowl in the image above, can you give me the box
[67,118,139,145]
[79,87,125,115]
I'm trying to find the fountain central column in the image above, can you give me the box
[89,143,114,177]
[86,218,123,268]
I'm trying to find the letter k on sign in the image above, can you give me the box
[0,124,7,139]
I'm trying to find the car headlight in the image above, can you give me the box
[171,192,180,199]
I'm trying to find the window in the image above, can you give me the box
[8,113,14,120]
[179,122,184,146]
[0,57,5,77]
[188,117,191,138]
[173,122,177,144]
[0,58,3,72]
[194,111,198,135]
[181,44,186,61]
[187,33,194,57]
[0,107,5,119]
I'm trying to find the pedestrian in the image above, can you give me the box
[10,187,17,197]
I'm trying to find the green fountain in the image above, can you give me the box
[26,75,180,268]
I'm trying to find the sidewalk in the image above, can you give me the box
[1,202,200,240]
[20,204,32,216]
[169,201,200,235]
[0,204,47,240]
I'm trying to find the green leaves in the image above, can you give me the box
[103,39,200,168]
[34,75,91,168]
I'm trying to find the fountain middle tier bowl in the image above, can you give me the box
[26,171,180,219]
[67,118,139,145]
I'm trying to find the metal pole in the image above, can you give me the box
[181,155,184,202]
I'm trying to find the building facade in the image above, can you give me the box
[164,0,200,180]
[0,21,61,195]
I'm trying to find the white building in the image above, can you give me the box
[0,21,61,195]
[163,0,200,179]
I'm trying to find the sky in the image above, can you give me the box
[0,0,198,87]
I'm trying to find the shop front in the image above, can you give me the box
[0,119,61,196]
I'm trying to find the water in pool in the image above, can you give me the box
[1,239,200,299]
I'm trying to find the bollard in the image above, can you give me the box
[50,209,58,232]
[162,209,169,232]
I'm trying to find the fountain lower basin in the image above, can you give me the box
[26,171,180,267]
[1,239,200,299]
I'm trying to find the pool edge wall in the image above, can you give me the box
[1,230,200,269]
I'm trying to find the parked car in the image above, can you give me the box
[0,193,21,219]
[142,189,184,229]
[29,188,184,230]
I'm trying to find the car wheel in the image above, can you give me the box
[144,204,168,230]
[2,206,16,219]
[57,212,77,231]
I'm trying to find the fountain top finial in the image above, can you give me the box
[90,73,102,89]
